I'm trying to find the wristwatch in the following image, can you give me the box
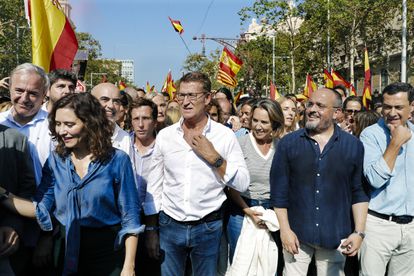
[353,230,366,239]
[212,155,224,168]
[0,187,10,201]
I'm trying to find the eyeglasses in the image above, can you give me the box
[305,101,340,110]
[176,92,207,102]
[345,109,360,115]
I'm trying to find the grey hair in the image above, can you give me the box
[9,63,50,94]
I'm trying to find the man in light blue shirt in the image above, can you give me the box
[359,82,414,275]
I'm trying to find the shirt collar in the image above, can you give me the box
[378,118,414,133]
[300,124,341,142]
[6,107,48,127]
[177,113,211,135]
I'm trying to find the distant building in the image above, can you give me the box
[117,59,135,84]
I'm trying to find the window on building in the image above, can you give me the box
[381,69,388,88]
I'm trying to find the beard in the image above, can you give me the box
[305,112,332,133]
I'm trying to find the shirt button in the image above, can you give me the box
[317,173,320,176]
[319,158,322,160]
[316,207,319,210]
[316,223,319,227]
[314,142,318,145]
[316,190,320,193]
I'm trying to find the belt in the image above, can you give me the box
[368,209,413,224]
[167,208,223,226]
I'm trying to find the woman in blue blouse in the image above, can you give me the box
[0,93,143,275]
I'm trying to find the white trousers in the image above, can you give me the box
[359,213,414,276]
[283,242,345,276]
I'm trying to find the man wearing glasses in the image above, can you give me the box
[271,88,368,276]
[143,72,249,276]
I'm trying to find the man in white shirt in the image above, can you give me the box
[91,83,131,155]
[144,72,249,276]
[0,63,52,274]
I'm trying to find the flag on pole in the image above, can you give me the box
[362,48,372,109]
[331,70,351,88]
[161,71,177,99]
[323,69,334,88]
[217,47,243,88]
[269,81,281,100]
[168,17,184,34]
[29,0,78,72]
[303,74,317,98]
[146,81,155,93]
[119,81,126,91]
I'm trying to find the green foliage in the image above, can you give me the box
[0,0,31,78]
[181,49,222,90]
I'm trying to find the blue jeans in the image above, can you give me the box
[226,197,272,263]
[159,211,222,276]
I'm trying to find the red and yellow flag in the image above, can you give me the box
[146,81,155,93]
[303,74,317,98]
[119,81,126,91]
[362,48,372,109]
[324,69,334,88]
[161,71,177,99]
[233,91,242,105]
[168,17,184,35]
[30,0,78,72]
[269,81,281,100]
[217,47,243,88]
[349,84,357,96]
[331,70,351,89]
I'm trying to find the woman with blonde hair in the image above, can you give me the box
[277,96,297,136]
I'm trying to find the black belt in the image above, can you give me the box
[167,208,223,226]
[368,209,413,224]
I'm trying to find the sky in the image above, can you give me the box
[70,0,255,90]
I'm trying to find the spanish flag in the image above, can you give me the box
[30,0,78,72]
[168,17,184,35]
[269,81,281,100]
[161,71,177,99]
[331,70,351,89]
[362,48,372,109]
[217,47,243,88]
[323,69,334,88]
[119,81,126,91]
[303,74,317,98]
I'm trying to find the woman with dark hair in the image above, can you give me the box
[0,93,143,276]
[206,99,222,123]
[226,99,285,263]
[351,110,381,138]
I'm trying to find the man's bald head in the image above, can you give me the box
[91,83,122,122]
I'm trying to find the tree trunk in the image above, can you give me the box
[349,14,357,90]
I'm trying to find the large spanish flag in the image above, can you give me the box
[30,0,78,72]
[217,47,243,88]
[362,48,372,109]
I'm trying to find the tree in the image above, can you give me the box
[182,49,222,90]
[0,0,31,78]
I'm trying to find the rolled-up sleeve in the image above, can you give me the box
[360,129,394,189]
[222,133,250,192]
[115,154,145,248]
[143,141,164,216]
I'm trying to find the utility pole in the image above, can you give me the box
[401,0,407,82]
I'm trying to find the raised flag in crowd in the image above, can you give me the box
[217,47,243,88]
[27,0,78,72]
[362,48,372,109]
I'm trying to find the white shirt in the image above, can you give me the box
[130,133,155,205]
[143,116,250,221]
[0,108,51,184]
[112,124,132,157]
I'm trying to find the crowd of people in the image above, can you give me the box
[0,63,413,276]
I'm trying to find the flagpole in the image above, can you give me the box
[327,0,331,71]
[179,36,192,55]
[401,0,407,82]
